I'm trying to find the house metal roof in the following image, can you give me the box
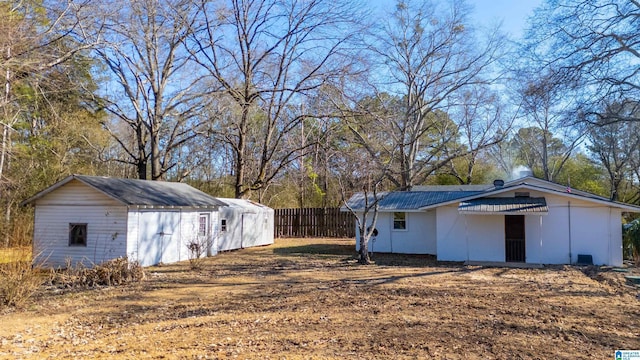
[458,197,548,214]
[22,174,227,208]
[344,176,640,213]
[344,190,484,211]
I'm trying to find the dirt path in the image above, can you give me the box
[1,238,639,359]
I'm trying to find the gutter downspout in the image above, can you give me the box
[568,201,572,264]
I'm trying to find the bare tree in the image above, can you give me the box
[95,0,206,180]
[367,0,507,190]
[525,0,640,125]
[513,72,584,182]
[443,86,510,184]
[189,0,364,198]
[337,121,393,265]
[588,101,640,201]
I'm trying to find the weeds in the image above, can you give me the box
[0,248,47,307]
[0,255,146,308]
[186,237,208,270]
[0,262,44,307]
[51,257,145,288]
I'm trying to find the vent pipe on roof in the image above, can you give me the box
[493,179,504,188]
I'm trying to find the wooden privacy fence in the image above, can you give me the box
[274,208,355,238]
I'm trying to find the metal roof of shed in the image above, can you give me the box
[22,174,227,208]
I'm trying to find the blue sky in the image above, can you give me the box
[370,0,543,40]
[470,0,543,38]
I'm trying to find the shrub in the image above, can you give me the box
[52,257,145,288]
[186,237,208,270]
[624,220,640,265]
[0,251,47,307]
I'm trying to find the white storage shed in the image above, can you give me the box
[217,198,274,251]
[22,175,227,268]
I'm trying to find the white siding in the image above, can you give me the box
[134,211,181,267]
[126,212,140,262]
[33,205,128,268]
[179,210,220,260]
[35,179,121,206]
[219,207,242,251]
[218,200,274,251]
[126,209,221,267]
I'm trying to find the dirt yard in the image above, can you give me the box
[1,238,639,359]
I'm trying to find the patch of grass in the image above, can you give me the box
[273,243,355,256]
[1,238,639,359]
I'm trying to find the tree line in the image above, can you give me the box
[1,0,639,246]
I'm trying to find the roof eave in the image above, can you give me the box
[418,182,640,212]
[19,174,127,206]
[459,211,549,216]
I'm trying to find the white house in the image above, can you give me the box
[345,177,640,266]
[22,175,227,267]
[217,198,274,251]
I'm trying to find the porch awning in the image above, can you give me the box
[458,197,548,215]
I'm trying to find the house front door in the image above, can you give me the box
[505,215,525,262]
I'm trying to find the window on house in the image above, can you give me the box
[393,212,406,230]
[69,223,87,246]
[221,219,227,232]
[198,214,209,237]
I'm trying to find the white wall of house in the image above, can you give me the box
[354,211,392,253]
[436,206,506,262]
[435,205,467,261]
[523,215,547,264]
[466,215,505,262]
[32,180,128,268]
[355,211,437,255]
[435,191,624,266]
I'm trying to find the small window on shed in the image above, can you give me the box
[515,192,530,198]
[221,219,227,232]
[393,212,406,230]
[69,223,87,246]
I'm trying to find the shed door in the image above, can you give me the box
[241,213,258,248]
[139,212,181,266]
[505,215,525,262]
